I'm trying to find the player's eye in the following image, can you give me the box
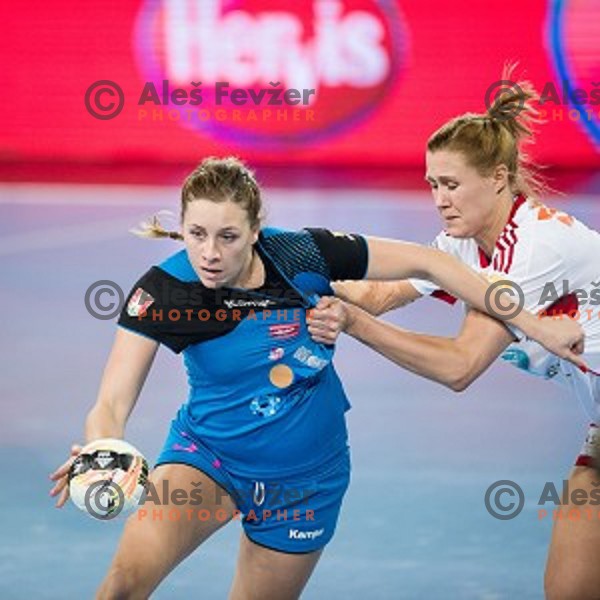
[446,182,458,190]
[221,234,238,243]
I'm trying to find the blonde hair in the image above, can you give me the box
[427,64,546,202]
[132,156,263,240]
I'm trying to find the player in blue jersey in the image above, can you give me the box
[49,157,583,599]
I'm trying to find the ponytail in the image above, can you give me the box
[130,212,183,241]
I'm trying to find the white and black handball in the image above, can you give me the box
[68,438,149,520]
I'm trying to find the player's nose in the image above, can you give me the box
[202,238,221,262]
[432,187,451,210]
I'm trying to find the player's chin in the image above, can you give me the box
[444,219,470,238]
[201,278,225,289]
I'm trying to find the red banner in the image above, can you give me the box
[3,0,599,167]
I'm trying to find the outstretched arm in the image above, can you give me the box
[85,328,159,440]
[49,328,159,507]
[308,299,514,390]
[348,305,512,391]
[361,237,585,365]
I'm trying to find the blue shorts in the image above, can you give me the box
[155,416,351,554]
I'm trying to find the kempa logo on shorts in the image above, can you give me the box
[288,527,324,540]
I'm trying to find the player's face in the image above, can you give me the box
[182,198,259,289]
[425,150,498,238]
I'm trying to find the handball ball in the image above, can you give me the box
[68,438,149,520]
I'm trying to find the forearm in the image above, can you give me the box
[84,379,142,442]
[414,248,540,339]
[82,330,158,443]
[345,304,469,390]
[85,402,126,442]
[364,239,539,336]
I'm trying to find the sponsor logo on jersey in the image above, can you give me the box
[223,298,278,309]
[269,322,301,340]
[536,205,574,226]
[269,347,285,361]
[293,346,329,369]
[250,395,283,418]
[127,287,155,317]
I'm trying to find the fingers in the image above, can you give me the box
[315,296,336,310]
[49,473,68,499]
[307,315,340,344]
[310,297,344,322]
[566,351,588,371]
[307,323,338,345]
[49,469,71,508]
[49,444,83,508]
[307,297,346,345]
[50,445,82,478]
[50,455,77,481]
[540,317,586,362]
[307,310,340,331]
[55,484,71,509]
[49,462,70,481]
[560,333,587,369]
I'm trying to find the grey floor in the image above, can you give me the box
[1,181,599,599]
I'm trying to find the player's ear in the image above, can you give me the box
[493,164,510,195]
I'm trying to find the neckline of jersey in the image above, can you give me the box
[478,194,527,267]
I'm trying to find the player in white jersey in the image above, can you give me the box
[411,195,600,423]
[308,68,600,599]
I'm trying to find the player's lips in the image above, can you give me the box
[200,267,223,278]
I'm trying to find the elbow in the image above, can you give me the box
[443,355,476,392]
[371,305,387,317]
[446,376,472,393]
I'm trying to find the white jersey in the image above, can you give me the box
[410,195,600,422]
